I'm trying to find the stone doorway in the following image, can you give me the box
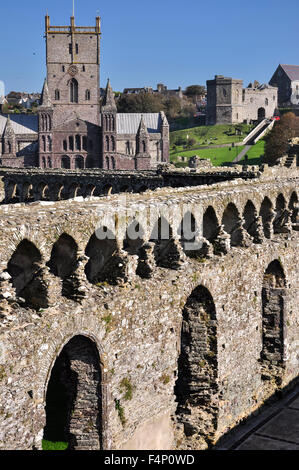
[43,335,103,450]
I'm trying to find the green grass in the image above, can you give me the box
[42,439,68,450]
[170,123,254,150]
[171,145,244,167]
[239,140,265,165]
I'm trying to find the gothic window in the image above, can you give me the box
[126,141,130,155]
[63,140,67,151]
[8,141,12,153]
[48,136,52,151]
[42,135,46,152]
[265,98,269,106]
[75,135,81,151]
[55,89,60,101]
[76,44,79,54]
[61,155,71,169]
[223,88,227,97]
[106,156,109,169]
[82,65,85,72]
[70,78,78,103]
[47,115,52,131]
[48,157,52,168]
[83,136,87,151]
[85,89,91,101]
[42,156,46,168]
[75,155,84,169]
[142,141,146,153]
[111,136,115,151]
[69,136,74,151]
[62,65,65,72]
[105,135,110,151]
[111,156,115,169]
[69,44,72,54]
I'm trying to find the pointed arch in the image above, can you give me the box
[221,202,242,246]
[288,191,298,223]
[70,78,78,103]
[43,335,103,450]
[85,230,117,284]
[47,233,78,280]
[243,200,257,238]
[203,206,219,243]
[175,285,218,444]
[178,211,198,257]
[259,196,273,239]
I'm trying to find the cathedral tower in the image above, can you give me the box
[45,14,101,127]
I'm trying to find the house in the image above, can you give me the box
[269,64,299,107]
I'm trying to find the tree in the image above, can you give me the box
[263,112,299,165]
[163,96,181,119]
[185,85,206,97]
[117,92,164,113]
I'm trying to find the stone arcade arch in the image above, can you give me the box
[85,230,117,284]
[47,234,78,298]
[178,211,198,257]
[43,335,103,450]
[202,206,219,244]
[221,202,242,246]
[289,191,298,224]
[259,197,273,239]
[7,239,48,309]
[273,193,286,233]
[243,200,257,238]
[175,285,218,446]
[261,260,286,390]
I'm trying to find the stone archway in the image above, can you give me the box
[43,335,103,450]
[175,285,218,447]
[258,107,266,120]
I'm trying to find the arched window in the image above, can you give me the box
[111,136,115,151]
[61,155,71,169]
[75,134,81,151]
[42,156,46,168]
[75,155,84,169]
[265,98,269,106]
[111,156,115,169]
[83,136,87,151]
[105,135,110,151]
[126,141,130,155]
[8,141,12,153]
[47,136,52,152]
[63,140,67,151]
[42,135,46,152]
[55,89,60,101]
[85,89,91,100]
[69,136,74,151]
[48,157,52,168]
[142,140,146,153]
[70,78,78,103]
[106,156,109,169]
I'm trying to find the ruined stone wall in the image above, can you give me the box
[0,170,298,450]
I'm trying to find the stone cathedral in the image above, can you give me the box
[0,15,169,170]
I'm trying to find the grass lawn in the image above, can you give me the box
[42,439,68,450]
[170,123,254,151]
[239,140,265,165]
[171,145,244,167]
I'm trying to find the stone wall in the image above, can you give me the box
[0,168,298,450]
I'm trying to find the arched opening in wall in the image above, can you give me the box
[75,135,81,151]
[75,155,84,170]
[22,182,34,202]
[57,185,65,200]
[150,216,179,268]
[175,285,218,444]
[48,157,52,169]
[7,239,48,309]
[85,230,117,284]
[69,136,74,152]
[61,155,71,169]
[83,136,87,151]
[6,181,19,202]
[105,136,110,152]
[203,206,219,244]
[42,156,46,168]
[43,335,103,450]
[258,107,266,120]
[259,197,273,239]
[105,156,110,169]
[42,135,46,152]
[261,260,286,388]
[69,183,82,198]
[85,184,96,197]
[178,211,198,257]
[221,203,242,246]
[243,200,257,238]
[47,234,78,298]
[123,220,144,255]
[111,156,116,169]
[111,136,115,152]
[102,184,113,195]
[37,182,50,201]
[138,185,148,193]
[288,191,298,224]
[273,193,286,233]
[70,78,78,103]
[63,140,68,151]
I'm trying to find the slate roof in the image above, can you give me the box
[280,64,299,81]
[116,113,162,134]
[0,114,38,136]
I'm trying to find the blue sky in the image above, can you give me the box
[0,0,298,94]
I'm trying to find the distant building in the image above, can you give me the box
[122,83,184,100]
[269,64,299,107]
[206,75,278,125]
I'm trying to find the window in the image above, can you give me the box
[70,78,78,103]
[69,44,72,54]
[42,135,46,152]
[62,66,65,72]
[48,136,52,152]
[48,157,52,168]
[55,89,60,100]
[83,136,87,151]
[85,89,91,100]
[75,135,81,151]
[69,136,74,151]
[82,65,85,72]
[76,43,79,54]
[63,140,67,151]
[265,98,269,106]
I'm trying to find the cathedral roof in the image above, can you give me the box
[116,113,163,134]
[0,114,38,136]
[280,64,299,81]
